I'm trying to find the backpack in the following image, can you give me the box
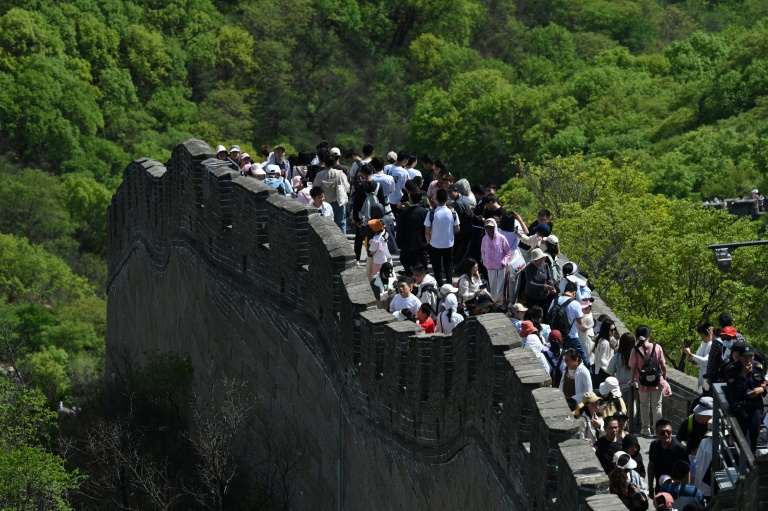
[635,343,660,387]
[547,297,575,336]
[621,481,649,511]
[360,183,380,224]
[428,208,458,225]
[543,350,564,388]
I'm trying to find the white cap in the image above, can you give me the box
[215,145,226,154]
[265,164,280,175]
[387,151,397,162]
[330,147,341,156]
[546,235,559,245]
[566,274,586,287]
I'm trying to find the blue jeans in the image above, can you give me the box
[331,201,347,235]
[564,336,591,371]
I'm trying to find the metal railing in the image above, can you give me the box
[711,382,757,492]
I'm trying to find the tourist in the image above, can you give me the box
[424,188,460,287]
[560,348,592,404]
[435,294,464,335]
[622,433,646,478]
[608,450,649,511]
[457,258,492,309]
[724,344,766,452]
[549,281,591,370]
[574,391,604,448]
[648,419,689,495]
[370,262,396,303]
[593,318,619,387]
[366,219,391,280]
[682,323,713,393]
[395,190,429,275]
[480,218,511,303]
[312,153,350,234]
[524,248,556,310]
[416,303,435,333]
[310,186,333,217]
[389,276,420,316]
[629,325,667,436]
[675,397,713,451]
[608,332,635,407]
[595,416,624,474]
[657,461,705,506]
[599,377,627,418]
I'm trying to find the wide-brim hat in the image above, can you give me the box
[599,377,622,399]
[530,248,546,261]
[520,320,538,337]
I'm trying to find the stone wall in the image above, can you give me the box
[112,140,698,510]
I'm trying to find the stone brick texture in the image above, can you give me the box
[107,140,759,511]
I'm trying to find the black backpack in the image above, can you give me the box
[543,350,564,387]
[547,297,575,335]
[635,343,660,387]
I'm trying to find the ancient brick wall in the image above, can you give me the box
[109,140,716,510]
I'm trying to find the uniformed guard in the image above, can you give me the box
[724,344,766,452]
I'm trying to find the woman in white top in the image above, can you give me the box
[435,295,464,335]
[683,323,714,392]
[560,348,593,403]
[457,258,491,306]
[579,300,596,365]
[593,318,619,386]
[574,391,604,447]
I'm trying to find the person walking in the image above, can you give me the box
[629,325,667,436]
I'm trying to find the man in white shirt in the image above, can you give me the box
[310,186,334,218]
[406,153,422,179]
[386,151,411,210]
[389,276,421,316]
[424,188,460,287]
[549,281,591,370]
[370,157,394,216]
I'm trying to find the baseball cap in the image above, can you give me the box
[229,145,240,153]
[654,492,674,509]
[265,164,280,175]
[546,235,559,245]
[387,151,397,162]
[330,147,341,156]
[215,145,226,154]
[439,283,458,296]
[721,326,738,338]
[739,344,757,356]
[510,303,528,313]
[240,152,250,160]
[582,391,600,404]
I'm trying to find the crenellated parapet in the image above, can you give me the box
[109,140,706,510]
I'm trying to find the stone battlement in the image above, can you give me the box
[107,140,704,510]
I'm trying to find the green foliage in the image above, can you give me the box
[0,377,82,510]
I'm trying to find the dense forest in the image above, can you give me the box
[1,0,768,508]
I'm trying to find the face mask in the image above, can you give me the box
[722,338,733,349]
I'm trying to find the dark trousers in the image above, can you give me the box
[428,245,453,287]
[735,408,763,452]
[564,336,591,371]
[354,225,364,261]
[400,247,427,275]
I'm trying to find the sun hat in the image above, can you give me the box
[599,377,622,399]
[548,330,562,341]
[520,321,538,337]
[251,165,266,176]
[614,451,637,471]
[510,303,528,313]
[566,274,587,287]
[484,219,495,227]
[368,219,385,232]
[582,391,601,404]
[240,152,250,160]
[530,248,546,261]
[439,283,458,296]
[580,299,593,309]
[693,396,714,416]
[229,145,240,153]
[215,145,226,154]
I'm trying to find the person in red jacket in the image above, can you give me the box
[416,303,435,333]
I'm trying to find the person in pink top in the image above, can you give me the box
[293,176,312,205]
[480,218,511,303]
[628,325,668,436]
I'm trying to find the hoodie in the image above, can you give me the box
[481,218,512,270]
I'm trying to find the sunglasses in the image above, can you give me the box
[658,430,673,436]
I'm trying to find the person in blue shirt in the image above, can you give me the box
[264,164,293,196]
[658,460,706,507]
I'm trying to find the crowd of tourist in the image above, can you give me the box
[213,141,767,509]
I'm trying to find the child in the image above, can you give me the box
[367,219,391,279]
[416,303,435,333]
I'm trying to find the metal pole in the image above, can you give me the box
[338,372,350,511]
[707,240,768,250]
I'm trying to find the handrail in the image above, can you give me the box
[711,382,756,491]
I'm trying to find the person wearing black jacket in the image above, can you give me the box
[396,190,429,275]
[352,164,388,263]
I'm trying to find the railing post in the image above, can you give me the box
[712,383,722,493]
